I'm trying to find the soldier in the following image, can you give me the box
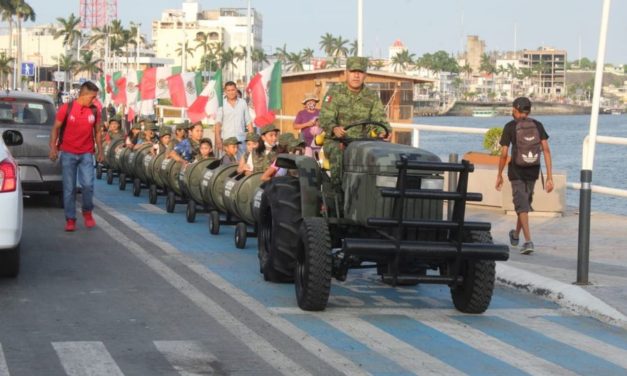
[195,138,215,162]
[125,122,142,148]
[319,56,391,190]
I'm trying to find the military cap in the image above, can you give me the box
[260,124,280,135]
[175,122,187,131]
[289,137,306,149]
[346,56,368,72]
[159,126,172,136]
[131,123,142,130]
[108,116,122,124]
[278,133,296,147]
[223,136,242,146]
[143,120,158,131]
[245,132,260,142]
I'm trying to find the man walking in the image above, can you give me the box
[49,81,104,231]
[214,81,252,157]
[495,97,554,254]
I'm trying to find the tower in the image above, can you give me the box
[79,0,118,29]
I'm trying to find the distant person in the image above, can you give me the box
[495,97,554,255]
[48,81,104,232]
[214,81,252,156]
[293,93,321,157]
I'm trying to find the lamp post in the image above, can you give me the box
[135,23,141,71]
[357,0,363,56]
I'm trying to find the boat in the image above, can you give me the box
[472,108,497,117]
[611,109,623,115]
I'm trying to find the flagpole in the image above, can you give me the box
[246,0,252,86]
[357,0,363,56]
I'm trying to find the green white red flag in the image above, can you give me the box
[188,70,223,123]
[167,72,203,108]
[246,62,282,127]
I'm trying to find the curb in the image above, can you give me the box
[496,263,627,328]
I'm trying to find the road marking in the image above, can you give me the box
[0,344,9,376]
[93,210,314,376]
[52,342,124,376]
[495,311,627,370]
[94,198,369,376]
[322,316,464,376]
[154,341,216,376]
[138,203,166,214]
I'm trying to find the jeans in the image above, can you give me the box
[60,151,95,220]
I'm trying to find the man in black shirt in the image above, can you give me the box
[495,97,554,254]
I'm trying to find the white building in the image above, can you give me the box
[152,0,262,84]
[0,23,65,68]
[388,39,406,61]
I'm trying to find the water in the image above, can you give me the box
[412,114,627,216]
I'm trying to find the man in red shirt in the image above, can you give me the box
[48,81,104,231]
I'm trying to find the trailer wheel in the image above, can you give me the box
[450,231,496,314]
[268,177,301,274]
[186,200,196,223]
[209,210,220,235]
[96,164,103,180]
[132,178,141,197]
[148,184,158,204]
[118,172,126,190]
[235,222,247,249]
[257,185,292,282]
[106,169,114,185]
[295,217,332,311]
[166,191,176,213]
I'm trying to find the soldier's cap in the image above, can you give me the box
[143,120,158,131]
[175,122,187,130]
[131,123,142,130]
[223,136,242,146]
[346,56,368,72]
[245,132,260,142]
[289,136,306,149]
[188,121,203,130]
[260,124,280,135]
[513,97,532,113]
[108,116,122,124]
[301,92,319,104]
[159,126,172,136]
[278,133,296,147]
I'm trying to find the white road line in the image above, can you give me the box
[0,344,9,376]
[154,341,216,376]
[94,213,313,376]
[52,342,124,376]
[321,316,464,376]
[137,203,166,214]
[94,198,369,376]
[495,311,627,369]
[268,306,561,318]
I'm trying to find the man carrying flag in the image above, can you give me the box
[214,81,252,156]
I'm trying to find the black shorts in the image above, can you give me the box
[511,180,536,214]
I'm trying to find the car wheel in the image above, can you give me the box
[148,184,158,204]
[119,173,126,191]
[235,222,247,249]
[132,178,141,197]
[209,210,220,235]
[186,200,196,223]
[166,191,176,213]
[295,217,332,311]
[0,244,20,278]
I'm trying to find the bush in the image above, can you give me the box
[483,127,502,156]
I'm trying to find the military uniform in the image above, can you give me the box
[319,56,390,189]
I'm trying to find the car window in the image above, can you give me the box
[0,98,55,126]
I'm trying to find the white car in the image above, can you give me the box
[0,129,23,277]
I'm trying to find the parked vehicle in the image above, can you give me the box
[0,129,24,277]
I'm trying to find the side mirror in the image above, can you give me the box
[2,130,23,146]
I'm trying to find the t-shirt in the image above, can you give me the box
[55,102,101,154]
[499,118,549,181]
[216,98,251,141]
[294,109,320,146]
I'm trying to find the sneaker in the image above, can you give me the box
[83,211,96,228]
[65,218,76,232]
[509,229,519,246]
[521,241,535,255]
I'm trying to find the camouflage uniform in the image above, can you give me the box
[251,149,276,173]
[319,60,390,189]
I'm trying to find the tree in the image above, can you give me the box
[479,53,495,74]
[74,50,102,79]
[54,13,81,54]
[220,47,240,80]
[274,44,289,64]
[175,41,195,71]
[301,48,314,68]
[416,51,459,73]
[8,0,35,88]
[319,32,335,57]
[0,52,14,88]
[286,51,305,72]
[251,48,268,73]
[331,36,349,58]
[54,54,76,92]
[349,40,358,57]
[369,59,385,71]
[390,50,415,72]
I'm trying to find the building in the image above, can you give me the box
[520,48,567,98]
[388,39,406,60]
[465,35,485,74]
[152,0,262,84]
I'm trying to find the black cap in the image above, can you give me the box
[513,97,532,113]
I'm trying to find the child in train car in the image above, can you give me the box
[153,126,172,155]
[244,125,279,175]
[237,132,260,174]
[220,137,241,165]
[105,117,124,142]
[125,123,142,148]
[195,138,215,162]
[134,121,159,149]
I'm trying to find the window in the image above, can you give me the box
[0,98,55,126]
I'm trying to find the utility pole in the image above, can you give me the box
[246,0,252,84]
[357,0,363,56]
[136,23,141,71]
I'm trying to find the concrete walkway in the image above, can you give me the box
[467,205,627,327]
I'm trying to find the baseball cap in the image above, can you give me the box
[513,97,532,113]
[159,126,172,136]
[278,133,295,147]
[223,136,242,146]
[260,124,280,135]
[245,132,260,142]
[346,56,368,72]
[175,122,187,130]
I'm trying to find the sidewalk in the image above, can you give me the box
[466,205,627,328]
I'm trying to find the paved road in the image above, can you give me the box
[0,179,625,375]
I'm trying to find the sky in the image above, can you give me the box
[18,0,627,64]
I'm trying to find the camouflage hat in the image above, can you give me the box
[278,133,296,147]
[260,124,280,135]
[131,123,142,130]
[346,56,368,72]
[245,132,260,142]
[223,136,242,146]
[175,122,187,131]
[143,120,158,131]
[289,137,306,149]
[159,126,172,136]
[108,116,122,124]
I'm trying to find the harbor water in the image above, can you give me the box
[413,114,627,217]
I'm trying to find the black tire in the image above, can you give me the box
[132,178,141,197]
[106,169,114,185]
[209,210,220,235]
[268,177,301,274]
[166,191,176,213]
[148,184,158,204]
[0,244,20,278]
[450,231,497,314]
[186,200,196,223]
[119,173,126,191]
[295,217,332,311]
[96,164,103,180]
[235,222,247,249]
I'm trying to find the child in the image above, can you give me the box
[220,137,241,165]
[135,121,158,149]
[238,132,260,174]
[261,132,294,182]
[105,117,124,142]
[125,123,142,148]
[153,126,172,155]
[195,137,215,162]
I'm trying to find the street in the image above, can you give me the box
[0,179,626,376]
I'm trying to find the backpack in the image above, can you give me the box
[514,119,541,167]
[58,101,98,146]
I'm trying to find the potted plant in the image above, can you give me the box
[462,127,503,165]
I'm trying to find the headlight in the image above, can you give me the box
[375,175,397,188]
[421,177,444,190]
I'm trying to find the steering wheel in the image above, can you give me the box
[339,120,390,143]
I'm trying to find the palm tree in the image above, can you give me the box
[460,63,473,78]
[54,54,76,92]
[175,41,195,71]
[74,50,102,80]
[349,40,358,57]
[369,59,385,71]
[251,48,268,73]
[331,36,349,59]
[301,48,314,68]
[220,47,240,80]
[286,52,305,72]
[0,52,14,88]
[54,13,81,55]
[194,31,218,72]
[390,50,415,72]
[479,53,495,75]
[274,44,289,64]
[10,0,35,88]
[319,32,335,57]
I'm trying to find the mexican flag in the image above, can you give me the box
[140,66,179,100]
[246,62,282,126]
[97,75,106,101]
[167,72,203,108]
[125,70,141,107]
[110,71,126,105]
[188,70,223,123]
